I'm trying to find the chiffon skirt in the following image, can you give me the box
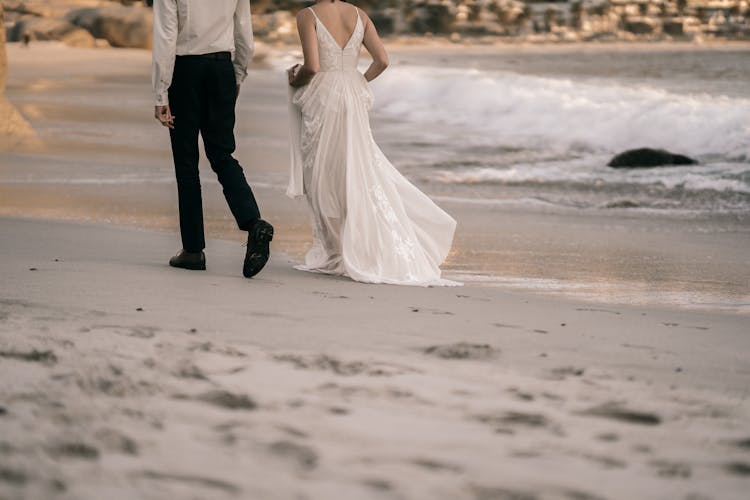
[288,70,459,287]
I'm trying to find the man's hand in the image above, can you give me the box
[154,105,175,129]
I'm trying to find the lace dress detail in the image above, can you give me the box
[287,7,459,286]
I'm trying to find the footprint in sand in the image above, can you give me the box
[87,324,158,339]
[268,440,318,470]
[94,428,138,456]
[0,467,27,486]
[410,306,455,315]
[194,390,257,411]
[595,432,620,442]
[507,387,534,402]
[474,411,559,436]
[411,458,463,473]
[276,425,309,439]
[456,294,491,302]
[72,365,159,398]
[328,406,350,415]
[649,459,692,478]
[561,489,608,500]
[189,341,247,358]
[317,383,429,406]
[423,343,499,360]
[547,366,586,380]
[274,353,417,376]
[172,360,208,381]
[576,307,621,315]
[133,470,241,495]
[723,461,750,477]
[578,402,661,426]
[493,323,523,330]
[471,485,540,500]
[48,441,100,461]
[580,453,627,470]
[362,478,393,491]
[312,291,349,299]
[0,348,57,365]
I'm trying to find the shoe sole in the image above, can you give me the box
[169,262,206,271]
[243,221,274,278]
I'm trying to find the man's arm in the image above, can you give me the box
[152,0,178,107]
[233,0,254,88]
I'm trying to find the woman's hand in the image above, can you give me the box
[287,64,301,86]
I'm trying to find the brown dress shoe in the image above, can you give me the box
[169,250,206,271]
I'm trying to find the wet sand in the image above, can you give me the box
[0,216,749,500]
[1,42,749,311]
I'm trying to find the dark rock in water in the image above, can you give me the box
[604,200,641,209]
[608,148,698,169]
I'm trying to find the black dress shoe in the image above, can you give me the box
[169,250,206,271]
[243,220,274,278]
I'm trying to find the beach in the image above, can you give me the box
[1,40,750,499]
[1,216,749,500]
[1,41,749,310]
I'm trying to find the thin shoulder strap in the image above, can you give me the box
[355,7,365,34]
[307,7,320,22]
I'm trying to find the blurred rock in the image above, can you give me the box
[2,0,112,19]
[8,16,96,47]
[66,5,152,49]
[410,3,454,34]
[252,10,296,43]
[0,4,5,92]
[0,3,36,146]
[623,17,657,35]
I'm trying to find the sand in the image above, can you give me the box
[0,216,749,500]
[1,41,749,312]
[1,41,749,499]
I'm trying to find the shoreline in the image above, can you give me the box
[1,42,748,315]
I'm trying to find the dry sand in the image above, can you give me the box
[1,216,749,500]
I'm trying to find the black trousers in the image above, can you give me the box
[168,54,260,252]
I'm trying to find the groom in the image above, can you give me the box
[152,0,273,278]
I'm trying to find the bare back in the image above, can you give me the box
[309,1,360,50]
[292,0,389,84]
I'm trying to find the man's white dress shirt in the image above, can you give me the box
[152,0,254,106]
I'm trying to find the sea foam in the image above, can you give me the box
[370,66,750,161]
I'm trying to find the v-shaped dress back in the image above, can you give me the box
[288,6,459,286]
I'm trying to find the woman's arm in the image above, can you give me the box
[361,11,389,82]
[289,9,320,88]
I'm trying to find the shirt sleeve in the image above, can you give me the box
[152,0,179,106]
[233,0,255,86]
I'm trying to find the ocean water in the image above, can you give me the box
[357,47,750,216]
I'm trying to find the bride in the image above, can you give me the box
[287,0,459,287]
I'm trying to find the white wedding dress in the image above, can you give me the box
[288,8,459,287]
